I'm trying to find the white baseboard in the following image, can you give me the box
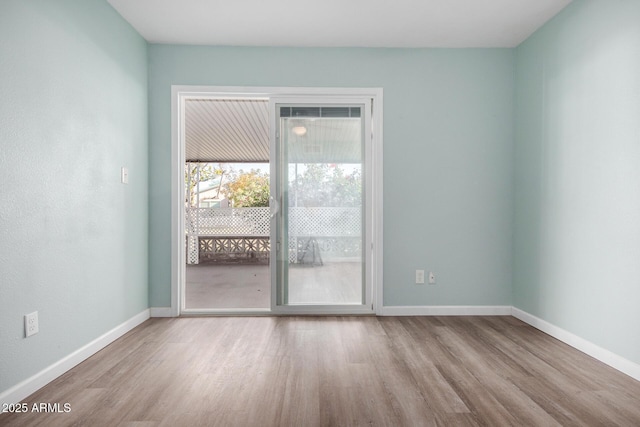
[0,309,150,406]
[380,305,512,316]
[150,307,176,317]
[512,307,640,382]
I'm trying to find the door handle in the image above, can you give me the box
[269,196,280,219]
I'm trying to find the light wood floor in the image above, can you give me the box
[2,316,640,426]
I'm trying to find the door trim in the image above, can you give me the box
[170,86,383,316]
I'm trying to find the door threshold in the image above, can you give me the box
[181,308,272,316]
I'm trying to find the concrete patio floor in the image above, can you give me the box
[185,262,362,309]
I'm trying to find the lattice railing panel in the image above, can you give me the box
[186,207,362,264]
[289,207,361,237]
[186,236,198,264]
[186,207,270,237]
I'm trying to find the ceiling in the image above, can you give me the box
[185,99,362,163]
[185,99,269,163]
[107,0,572,48]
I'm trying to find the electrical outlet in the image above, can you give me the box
[428,272,436,284]
[416,269,425,284]
[25,311,39,337]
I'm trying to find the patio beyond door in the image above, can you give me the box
[271,98,373,313]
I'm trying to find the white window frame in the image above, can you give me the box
[170,86,383,316]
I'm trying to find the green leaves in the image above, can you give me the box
[290,164,361,207]
[225,170,270,207]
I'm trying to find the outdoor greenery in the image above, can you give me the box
[186,162,361,208]
[224,170,270,207]
[289,164,361,207]
[185,163,227,207]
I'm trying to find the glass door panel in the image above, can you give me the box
[272,100,371,310]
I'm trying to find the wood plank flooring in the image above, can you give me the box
[1,316,639,426]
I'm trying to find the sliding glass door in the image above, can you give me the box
[270,98,373,313]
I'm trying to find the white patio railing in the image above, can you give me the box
[186,207,361,264]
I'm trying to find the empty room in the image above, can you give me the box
[1,0,640,425]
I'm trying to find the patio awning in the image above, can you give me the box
[185,99,363,164]
[185,98,270,163]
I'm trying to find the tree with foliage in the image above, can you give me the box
[224,170,270,207]
[185,163,229,207]
[289,163,361,207]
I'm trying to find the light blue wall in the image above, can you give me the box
[514,0,640,365]
[0,0,149,394]
[148,46,515,307]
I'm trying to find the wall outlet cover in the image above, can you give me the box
[25,311,39,337]
[428,272,436,284]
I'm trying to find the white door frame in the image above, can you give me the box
[170,86,383,316]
